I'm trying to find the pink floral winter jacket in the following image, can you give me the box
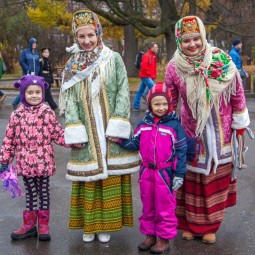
[0,104,68,177]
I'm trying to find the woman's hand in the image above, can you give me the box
[72,143,85,148]
[108,136,119,142]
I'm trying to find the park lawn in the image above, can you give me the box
[1,65,166,92]
[4,64,253,92]
[129,64,165,92]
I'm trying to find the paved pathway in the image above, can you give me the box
[0,91,255,255]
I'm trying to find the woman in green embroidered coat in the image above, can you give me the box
[60,10,141,243]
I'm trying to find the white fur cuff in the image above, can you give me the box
[105,118,131,139]
[64,125,88,144]
[231,107,250,129]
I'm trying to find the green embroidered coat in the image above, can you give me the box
[61,46,141,182]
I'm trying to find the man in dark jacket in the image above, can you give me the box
[39,48,58,110]
[12,38,41,109]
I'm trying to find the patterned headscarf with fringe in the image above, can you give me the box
[60,10,105,114]
[173,16,238,137]
[63,10,103,82]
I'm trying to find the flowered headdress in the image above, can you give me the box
[173,16,237,137]
[175,16,206,53]
[181,16,200,39]
[72,10,103,44]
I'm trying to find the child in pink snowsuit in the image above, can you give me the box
[111,82,187,254]
[0,75,81,242]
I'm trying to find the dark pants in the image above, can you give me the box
[23,176,50,211]
[45,87,58,110]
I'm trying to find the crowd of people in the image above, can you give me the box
[0,10,251,254]
[0,38,58,110]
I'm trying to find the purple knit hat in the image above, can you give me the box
[14,75,49,107]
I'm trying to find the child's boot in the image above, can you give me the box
[11,210,38,240]
[138,235,157,251]
[38,210,51,241]
[150,238,170,254]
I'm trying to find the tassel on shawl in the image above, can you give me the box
[58,80,84,115]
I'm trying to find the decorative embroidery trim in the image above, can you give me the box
[67,168,103,176]
[182,16,200,38]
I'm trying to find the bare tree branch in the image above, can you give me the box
[194,3,254,37]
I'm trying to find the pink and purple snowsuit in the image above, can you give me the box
[120,111,187,239]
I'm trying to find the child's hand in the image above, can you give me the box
[108,136,119,142]
[0,164,9,173]
[172,177,183,190]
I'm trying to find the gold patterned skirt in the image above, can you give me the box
[69,174,133,233]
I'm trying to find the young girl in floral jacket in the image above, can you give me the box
[0,75,81,241]
[110,82,187,254]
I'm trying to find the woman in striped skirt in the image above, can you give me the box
[165,16,250,244]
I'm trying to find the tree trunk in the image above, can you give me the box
[165,31,176,61]
[123,24,138,77]
[189,0,196,15]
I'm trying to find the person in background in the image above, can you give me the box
[12,38,40,110]
[229,39,249,79]
[0,75,82,241]
[60,10,140,243]
[111,82,187,254]
[39,48,58,110]
[165,16,250,244]
[229,39,249,166]
[133,42,158,111]
[0,52,7,103]
[0,90,6,103]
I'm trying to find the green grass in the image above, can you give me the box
[129,64,165,92]
[0,65,166,92]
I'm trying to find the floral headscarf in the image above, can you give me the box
[173,16,238,137]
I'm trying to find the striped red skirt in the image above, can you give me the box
[176,163,236,235]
